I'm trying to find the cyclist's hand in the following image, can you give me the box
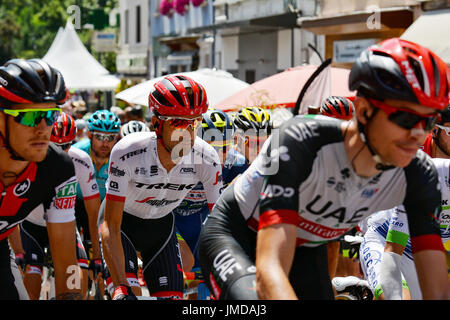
[89,258,103,276]
[15,253,26,271]
[112,285,137,300]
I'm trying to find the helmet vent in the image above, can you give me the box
[407,57,425,93]
[429,53,440,97]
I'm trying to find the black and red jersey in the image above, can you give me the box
[0,143,77,241]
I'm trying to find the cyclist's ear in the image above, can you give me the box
[432,126,439,137]
[354,97,372,124]
[151,115,160,129]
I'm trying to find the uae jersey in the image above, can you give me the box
[232,115,443,253]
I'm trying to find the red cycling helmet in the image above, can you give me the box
[50,112,77,144]
[148,75,208,116]
[320,96,354,120]
[349,38,449,111]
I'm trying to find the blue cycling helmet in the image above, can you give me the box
[198,109,235,142]
[87,110,121,133]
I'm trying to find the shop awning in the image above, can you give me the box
[298,7,413,35]
[401,8,450,65]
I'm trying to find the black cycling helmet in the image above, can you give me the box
[199,109,235,142]
[0,58,68,107]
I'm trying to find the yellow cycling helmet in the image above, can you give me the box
[233,106,272,135]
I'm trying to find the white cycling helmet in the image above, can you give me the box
[121,120,150,137]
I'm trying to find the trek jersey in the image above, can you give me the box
[233,115,444,252]
[173,147,248,217]
[0,143,77,241]
[105,132,222,219]
[72,138,109,200]
[25,146,100,227]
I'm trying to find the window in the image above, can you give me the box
[136,5,141,43]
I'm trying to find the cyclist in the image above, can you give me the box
[8,112,101,299]
[119,117,189,290]
[233,106,272,164]
[174,109,249,299]
[101,75,222,300]
[199,38,450,300]
[72,110,120,260]
[360,107,450,300]
[422,106,450,158]
[0,58,81,300]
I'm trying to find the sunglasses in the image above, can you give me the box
[210,140,233,152]
[367,98,439,131]
[93,132,118,142]
[0,108,60,127]
[157,115,202,130]
[55,142,72,151]
[435,124,450,136]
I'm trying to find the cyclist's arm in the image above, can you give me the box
[256,223,297,299]
[101,197,128,288]
[70,148,102,260]
[101,139,132,289]
[47,220,82,300]
[413,250,449,299]
[7,225,25,256]
[403,156,449,299]
[83,196,102,259]
[256,118,318,299]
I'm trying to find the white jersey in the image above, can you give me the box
[369,158,450,247]
[68,147,100,200]
[382,158,450,244]
[25,147,100,227]
[105,132,222,219]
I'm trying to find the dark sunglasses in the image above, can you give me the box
[367,98,439,131]
[1,108,60,127]
[93,132,118,142]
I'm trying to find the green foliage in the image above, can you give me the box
[0,0,118,63]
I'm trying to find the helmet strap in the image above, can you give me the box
[357,116,395,171]
[154,122,173,154]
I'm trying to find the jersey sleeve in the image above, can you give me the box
[259,117,340,230]
[69,148,100,201]
[44,146,77,224]
[196,143,223,206]
[105,140,132,202]
[403,152,445,253]
[386,206,410,247]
